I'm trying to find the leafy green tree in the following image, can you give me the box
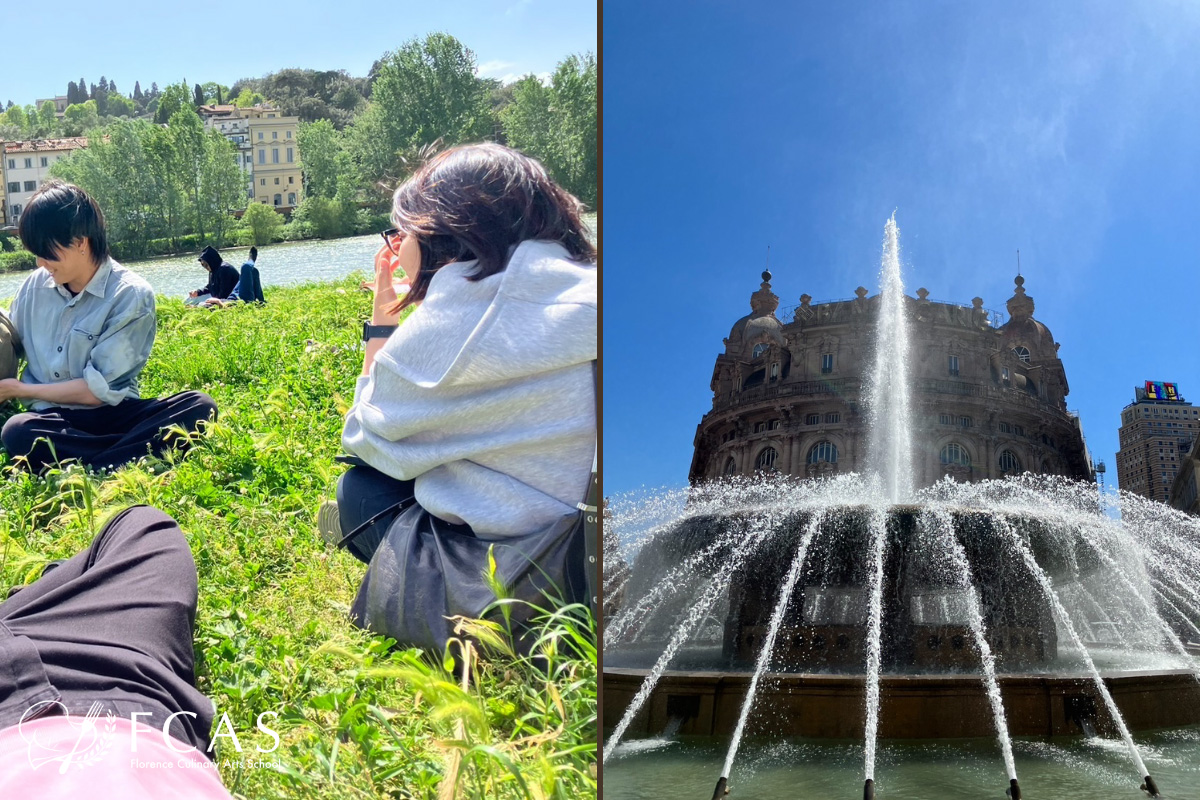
[106,93,136,118]
[2,104,28,132]
[231,69,367,127]
[240,201,284,245]
[62,100,100,136]
[36,101,60,137]
[233,88,266,108]
[297,119,347,199]
[50,120,158,257]
[347,33,495,197]
[193,83,205,108]
[201,82,229,105]
[155,82,191,124]
[200,131,248,245]
[501,53,597,206]
[293,195,353,239]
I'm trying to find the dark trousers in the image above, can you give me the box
[0,506,213,753]
[336,465,419,564]
[238,263,265,304]
[1,391,217,474]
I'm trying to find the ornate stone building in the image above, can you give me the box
[689,271,1094,487]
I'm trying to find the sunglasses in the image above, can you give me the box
[380,228,404,256]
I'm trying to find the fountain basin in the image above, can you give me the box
[603,667,1200,739]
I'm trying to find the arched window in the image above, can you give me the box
[998,450,1022,474]
[752,343,769,359]
[755,447,778,471]
[273,193,282,206]
[940,443,970,467]
[724,457,737,476]
[287,192,297,205]
[1012,346,1030,363]
[807,441,837,464]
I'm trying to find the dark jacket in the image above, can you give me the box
[196,263,240,299]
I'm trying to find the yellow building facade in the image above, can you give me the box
[247,110,302,210]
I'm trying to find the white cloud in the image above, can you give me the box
[477,60,516,77]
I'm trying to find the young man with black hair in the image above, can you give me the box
[186,245,239,306]
[0,181,218,473]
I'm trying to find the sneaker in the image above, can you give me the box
[317,500,343,548]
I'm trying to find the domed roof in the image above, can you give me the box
[729,269,782,343]
[1000,275,1054,345]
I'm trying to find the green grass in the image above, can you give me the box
[0,277,597,800]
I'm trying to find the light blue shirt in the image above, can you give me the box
[9,257,156,410]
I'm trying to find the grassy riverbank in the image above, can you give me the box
[0,278,597,800]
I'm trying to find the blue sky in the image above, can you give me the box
[3,0,595,106]
[603,0,1200,495]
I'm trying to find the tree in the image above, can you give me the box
[233,88,266,108]
[193,83,205,108]
[347,33,495,196]
[200,130,248,245]
[50,120,158,257]
[201,82,229,105]
[297,119,346,199]
[501,53,597,206]
[154,82,191,124]
[293,195,352,238]
[133,81,144,105]
[93,81,109,116]
[2,104,28,132]
[36,101,60,137]
[62,100,100,136]
[67,80,81,105]
[240,202,284,245]
[106,93,136,118]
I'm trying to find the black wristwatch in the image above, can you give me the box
[362,322,398,342]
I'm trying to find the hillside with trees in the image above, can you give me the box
[3,34,596,259]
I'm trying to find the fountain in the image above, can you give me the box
[603,217,1200,798]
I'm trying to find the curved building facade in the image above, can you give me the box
[690,271,1094,487]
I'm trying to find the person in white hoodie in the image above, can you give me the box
[319,143,596,580]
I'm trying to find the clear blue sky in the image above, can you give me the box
[3,0,595,106]
[603,1,1200,495]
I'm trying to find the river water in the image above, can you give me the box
[0,212,597,301]
[0,234,381,301]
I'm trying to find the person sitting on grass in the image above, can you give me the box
[185,245,239,307]
[0,505,235,799]
[317,143,596,641]
[204,246,266,308]
[0,181,218,474]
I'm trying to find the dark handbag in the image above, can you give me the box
[348,363,597,653]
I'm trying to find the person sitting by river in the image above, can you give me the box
[204,246,266,308]
[0,181,218,474]
[185,245,239,306]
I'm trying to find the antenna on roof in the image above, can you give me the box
[1017,249,1021,277]
[766,245,771,271]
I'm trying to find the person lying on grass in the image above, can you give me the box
[0,182,217,474]
[317,143,596,642]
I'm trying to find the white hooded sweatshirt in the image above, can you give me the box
[342,240,596,538]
